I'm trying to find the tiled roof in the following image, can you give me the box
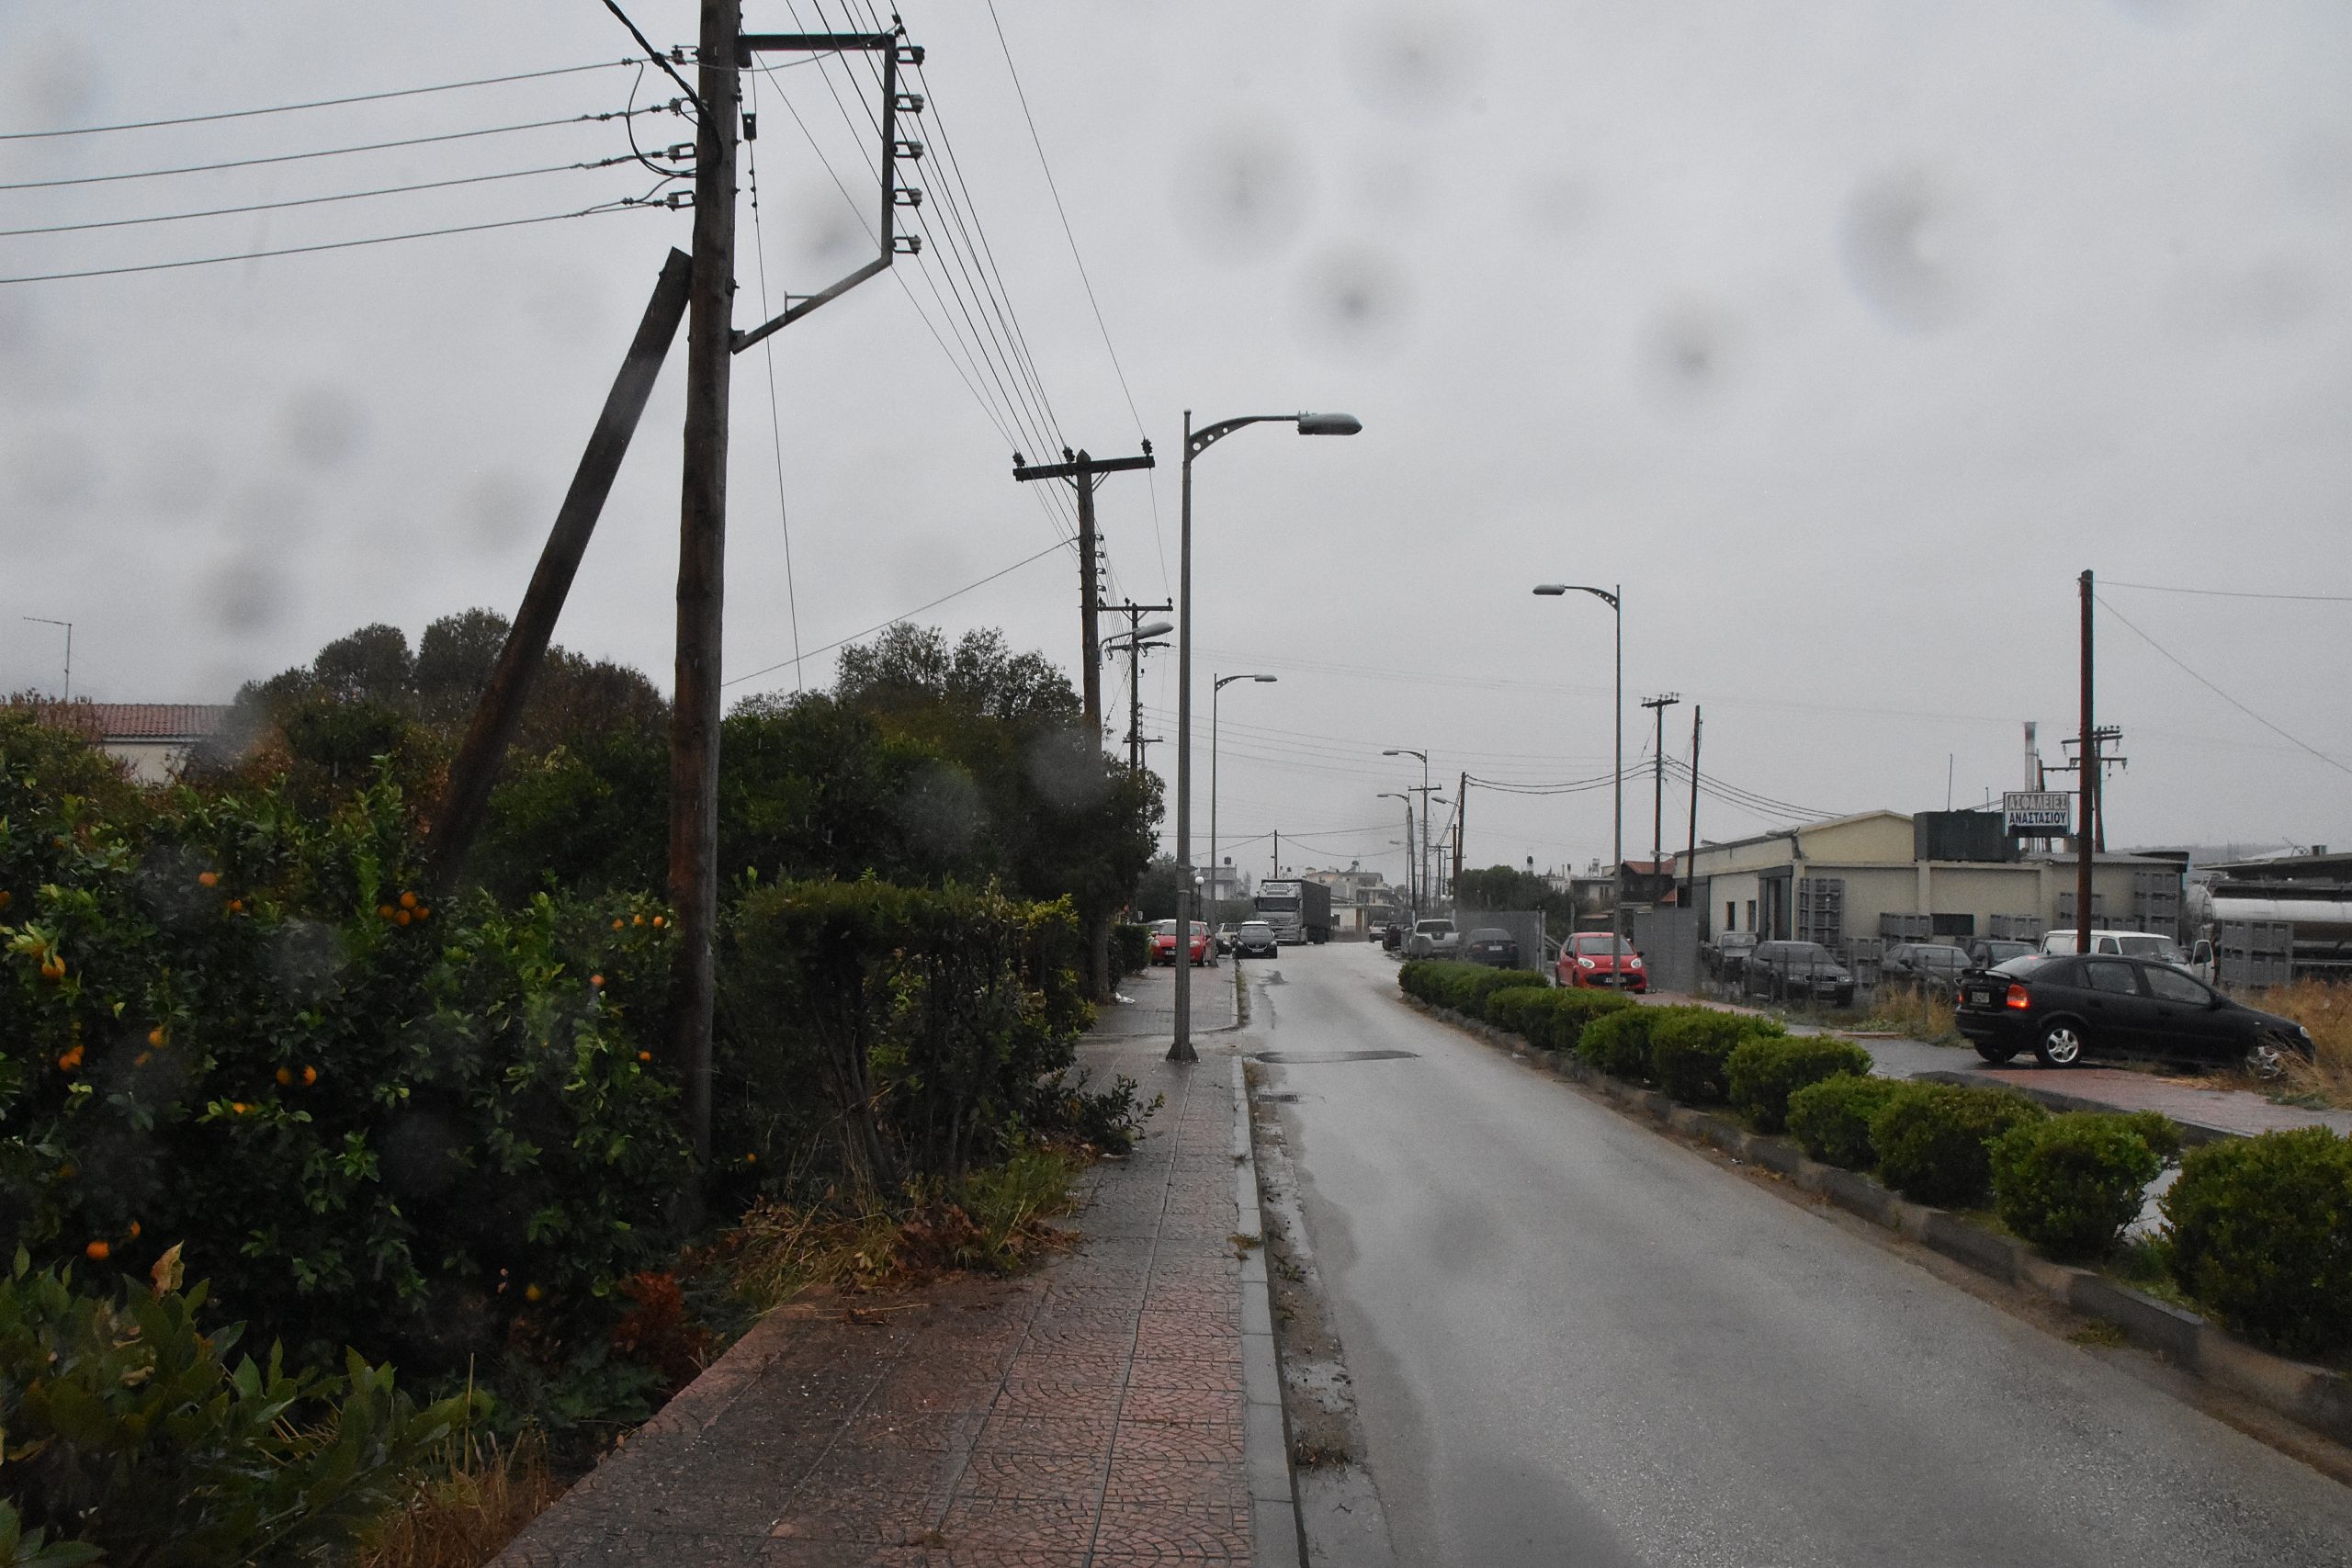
[79,704,234,741]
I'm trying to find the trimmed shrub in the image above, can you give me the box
[1577,1008,1657,1081]
[1540,988,1637,1055]
[1990,1113,2170,1261]
[1649,1009,1781,1106]
[1786,1075,1905,1170]
[1727,1035,1873,1133]
[2162,1127,2352,1357]
[1481,985,1556,1040]
[1396,961,1544,1021]
[1870,1083,2048,1207]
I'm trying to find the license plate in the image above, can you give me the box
[1967,988,1992,1006]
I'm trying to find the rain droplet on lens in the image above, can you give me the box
[280,385,368,471]
[1841,166,1977,333]
[1342,5,1484,121]
[1172,118,1314,263]
[1637,299,1742,411]
[1295,243,1417,356]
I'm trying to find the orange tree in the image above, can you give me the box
[0,708,690,1382]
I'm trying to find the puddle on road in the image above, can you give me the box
[1251,1049,1420,1064]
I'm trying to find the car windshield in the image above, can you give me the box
[1152,920,1175,934]
[1240,922,1272,935]
[1575,935,1632,955]
[1781,943,1832,961]
[1723,933,1757,948]
[1468,930,1510,942]
[1983,942,2031,962]
[1416,921,1453,934]
[1991,953,2064,978]
[1922,948,1966,967]
[2116,934,2185,963]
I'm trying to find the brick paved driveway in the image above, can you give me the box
[495,976,1254,1567]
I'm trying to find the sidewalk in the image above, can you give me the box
[494,967,1262,1567]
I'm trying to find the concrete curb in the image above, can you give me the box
[1397,992,2352,1453]
[1232,1049,1304,1568]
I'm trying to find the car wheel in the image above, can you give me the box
[1974,1043,2018,1065]
[2034,1021,2086,1068]
[2244,1041,2290,1080]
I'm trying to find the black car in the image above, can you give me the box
[1464,928,1521,968]
[1965,938,2036,971]
[1743,941,1855,1007]
[1882,942,1972,998]
[1955,953,2315,1074]
[1704,931,1759,984]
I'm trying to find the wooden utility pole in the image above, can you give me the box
[429,250,692,892]
[670,0,743,1167]
[1012,447,1155,740]
[2076,569,2095,954]
[1642,693,1681,889]
[1453,770,1466,892]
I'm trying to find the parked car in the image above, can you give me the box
[1956,953,2314,1074]
[1702,931,1759,983]
[1556,931,1646,993]
[1743,941,1855,1007]
[1964,938,2036,971]
[2037,929,2190,967]
[1463,928,1521,968]
[1214,922,1239,955]
[1148,919,1212,966]
[1882,942,1973,999]
[1234,919,1279,959]
[1382,921,1406,953]
[1407,919,1460,959]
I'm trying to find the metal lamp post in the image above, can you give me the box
[1383,747,1432,914]
[1172,410,1361,1064]
[1210,673,1276,937]
[1534,583,1624,958]
[1378,792,1414,909]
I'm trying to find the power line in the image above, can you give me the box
[0,156,633,237]
[2102,580,2352,604]
[0,106,679,193]
[2095,594,2352,780]
[0,201,649,286]
[723,537,1073,690]
[0,58,640,140]
[597,0,705,116]
[744,71,806,693]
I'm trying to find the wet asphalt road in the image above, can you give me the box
[1250,942,2352,1568]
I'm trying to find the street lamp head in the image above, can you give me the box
[1252,674,1277,683]
[1532,583,1568,596]
[1133,619,1173,640]
[1295,412,1362,436]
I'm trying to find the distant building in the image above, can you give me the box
[1680,809,2185,946]
[7,701,235,784]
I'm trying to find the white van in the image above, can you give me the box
[2037,929,2189,967]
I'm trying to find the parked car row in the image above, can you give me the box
[1741,941,1854,1007]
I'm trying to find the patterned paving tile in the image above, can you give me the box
[1108,1418,1247,1466]
[970,1415,1121,1457]
[1091,1502,1252,1560]
[937,1494,1101,1554]
[953,1448,1107,1500]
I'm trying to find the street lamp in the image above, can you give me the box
[1377,792,1415,909]
[1533,582,1623,959]
[1382,748,1432,915]
[1210,673,1276,936]
[1172,410,1362,1063]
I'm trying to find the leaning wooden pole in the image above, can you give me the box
[426,248,695,893]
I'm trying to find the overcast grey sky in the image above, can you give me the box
[4,0,2348,884]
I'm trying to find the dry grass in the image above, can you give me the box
[1856,986,1961,1044]
[355,1427,563,1568]
[722,1142,1086,1315]
[2245,978,2352,1109]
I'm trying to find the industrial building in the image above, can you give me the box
[1679,809,2185,949]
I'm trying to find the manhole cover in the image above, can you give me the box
[1250,1050,1420,1065]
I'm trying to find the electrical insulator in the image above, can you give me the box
[895,44,924,65]
[664,190,695,210]
[740,112,757,141]
[893,187,923,208]
[894,92,924,114]
[665,144,694,161]
[893,139,924,159]
[892,234,922,254]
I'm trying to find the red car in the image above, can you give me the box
[1557,931,1647,992]
[1148,919,1212,966]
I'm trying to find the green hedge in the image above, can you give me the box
[1870,1083,2047,1207]
[1990,1113,2174,1262]
[1649,1010,1782,1106]
[1111,922,1152,976]
[1480,985,1556,1039]
[2162,1127,2352,1357]
[1727,1036,1873,1133]
[1576,1009,1657,1080]
[1396,961,1545,1020]
[1786,1075,1905,1170]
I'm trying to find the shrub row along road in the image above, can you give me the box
[1250,942,2352,1567]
